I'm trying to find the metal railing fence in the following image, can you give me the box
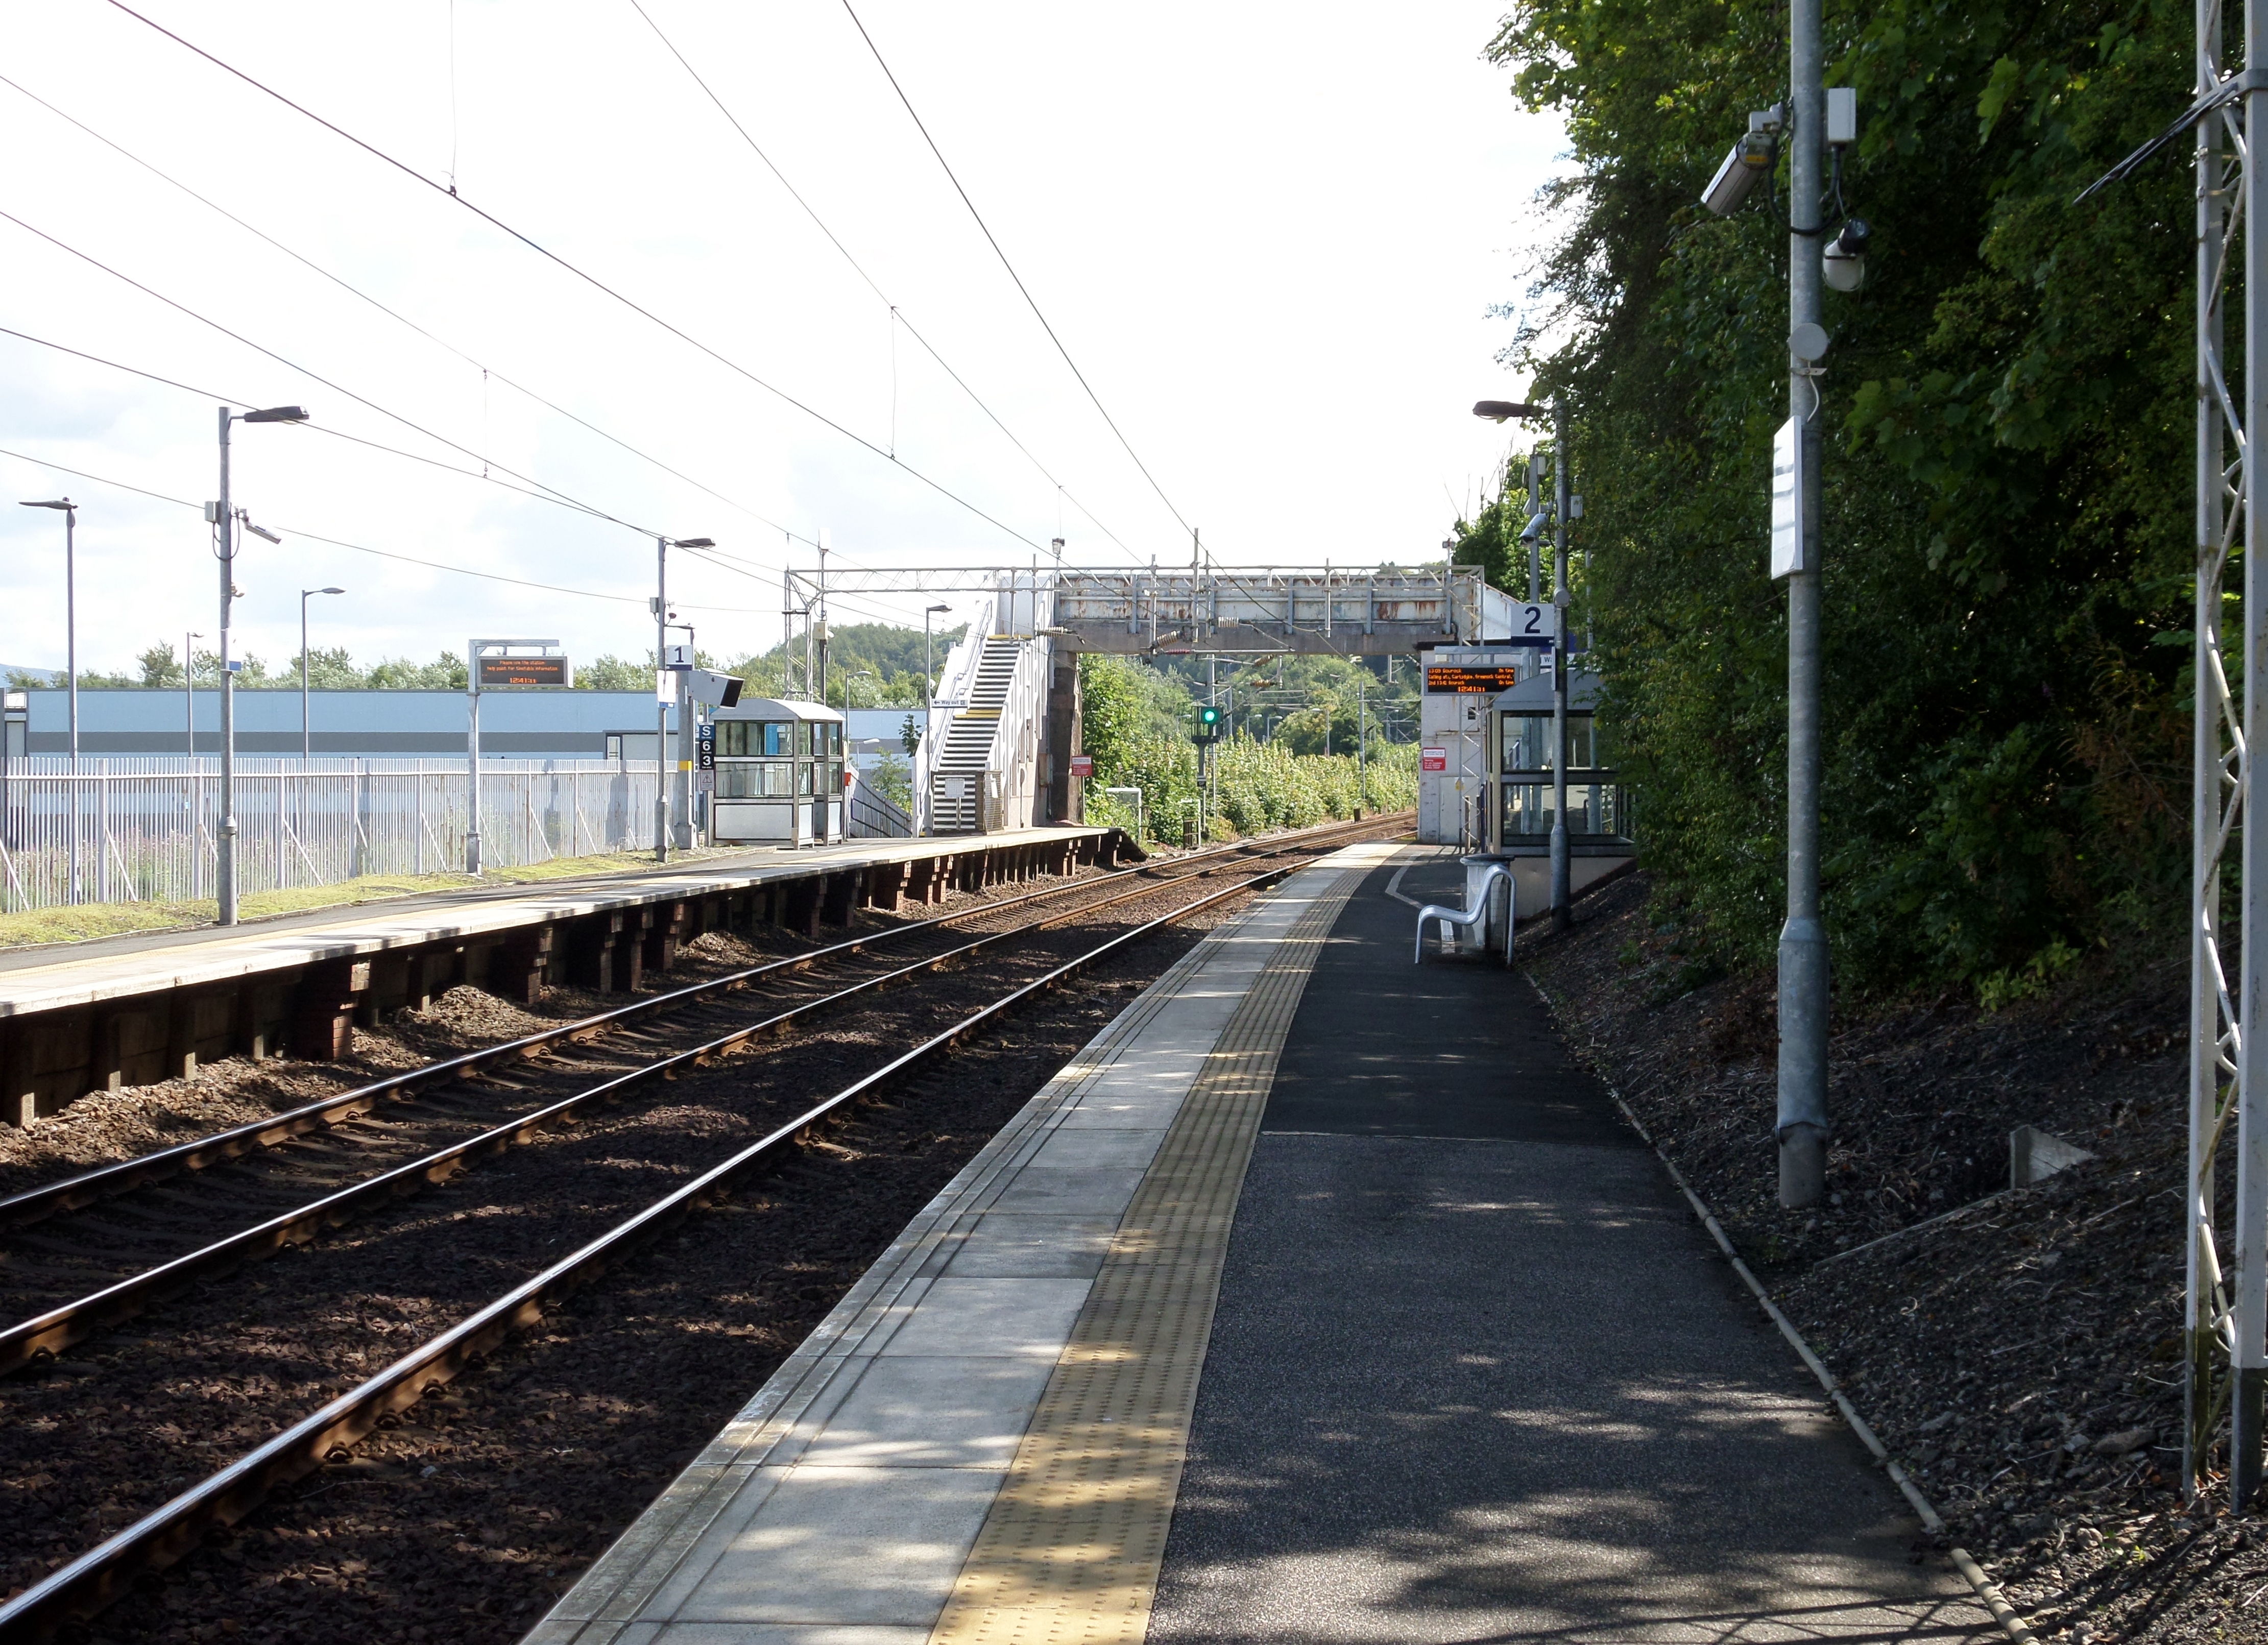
[0,759,661,911]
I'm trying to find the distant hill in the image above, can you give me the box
[0,664,56,686]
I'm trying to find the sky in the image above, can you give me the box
[0,1,1569,680]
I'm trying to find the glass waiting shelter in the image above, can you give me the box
[709,697,846,847]
[1485,665,1632,855]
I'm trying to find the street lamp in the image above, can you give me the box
[214,403,309,925]
[17,499,80,902]
[921,603,951,835]
[184,631,202,757]
[652,537,712,862]
[299,587,344,763]
[1475,398,1574,932]
[847,669,876,710]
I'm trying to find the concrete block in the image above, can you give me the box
[874,1276,1092,1360]
[799,1356,1055,1469]
[2010,1124,2095,1189]
[670,1465,1008,1627]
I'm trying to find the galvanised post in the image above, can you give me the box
[1776,0,1831,1208]
[216,406,238,927]
[2234,0,2268,1506]
[1550,404,1571,932]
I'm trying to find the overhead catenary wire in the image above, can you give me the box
[0,71,824,556]
[836,0,1202,553]
[101,0,1051,557]
[622,0,1138,562]
[0,207,648,531]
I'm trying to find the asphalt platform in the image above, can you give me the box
[1145,853,1995,1643]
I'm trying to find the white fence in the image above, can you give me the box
[0,759,661,911]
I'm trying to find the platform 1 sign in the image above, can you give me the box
[1421,747,1447,772]
[1069,755,1094,778]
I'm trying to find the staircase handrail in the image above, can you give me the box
[981,633,1051,833]
[914,592,994,833]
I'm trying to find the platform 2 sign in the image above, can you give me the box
[1069,755,1094,778]
[1424,664,1521,694]
[1421,747,1447,772]
[474,655,570,689]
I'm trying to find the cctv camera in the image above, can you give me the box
[1823,217,1870,292]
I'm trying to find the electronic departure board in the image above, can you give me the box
[1425,665,1521,694]
[475,655,571,689]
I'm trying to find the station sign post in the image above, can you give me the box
[466,638,569,875]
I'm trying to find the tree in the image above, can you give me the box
[1482,0,2192,996]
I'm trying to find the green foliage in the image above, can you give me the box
[1487,0,2192,994]
[865,750,913,812]
[1078,654,1413,844]
[720,623,967,709]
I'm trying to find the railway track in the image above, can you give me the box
[0,818,1391,1340]
[0,815,1405,1640]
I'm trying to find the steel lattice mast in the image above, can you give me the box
[2188,0,2268,1508]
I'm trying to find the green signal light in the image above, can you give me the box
[1197,705,1223,727]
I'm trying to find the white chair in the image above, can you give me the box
[1413,862,1513,965]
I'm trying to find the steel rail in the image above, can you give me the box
[0,817,1404,1374]
[0,815,1403,1229]
[0,847,1340,1641]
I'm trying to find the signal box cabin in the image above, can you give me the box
[707,698,847,848]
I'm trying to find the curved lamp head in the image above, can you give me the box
[240,405,309,424]
[1473,400,1544,424]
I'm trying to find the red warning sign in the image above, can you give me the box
[1421,747,1447,772]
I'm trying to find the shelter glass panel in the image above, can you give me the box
[1501,780,1626,838]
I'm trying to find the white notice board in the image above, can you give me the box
[1770,417,1805,578]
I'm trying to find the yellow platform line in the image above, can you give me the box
[927,852,1385,1645]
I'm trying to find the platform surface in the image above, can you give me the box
[0,827,1103,1016]
[526,845,1998,1645]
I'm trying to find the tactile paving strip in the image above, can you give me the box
[926,854,1384,1645]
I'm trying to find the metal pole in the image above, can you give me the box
[1776,0,1830,1209]
[654,536,669,863]
[2189,0,2239,1507]
[1358,671,1368,814]
[672,634,695,852]
[216,406,239,926]
[2233,0,2268,1506]
[1550,406,1571,932]
[466,656,483,875]
[1527,453,1546,603]
[65,503,79,905]
[184,631,198,757]
[300,591,311,764]
[817,528,831,707]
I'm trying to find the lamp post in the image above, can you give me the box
[848,669,876,710]
[922,603,950,835]
[299,587,344,763]
[1773,0,1831,1213]
[184,630,201,755]
[214,403,309,925]
[652,537,712,862]
[1475,399,1572,931]
[17,498,79,901]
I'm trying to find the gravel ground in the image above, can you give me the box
[0,834,1363,1643]
[1519,872,2253,1645]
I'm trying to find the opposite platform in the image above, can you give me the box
[1,827,1113,1123]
